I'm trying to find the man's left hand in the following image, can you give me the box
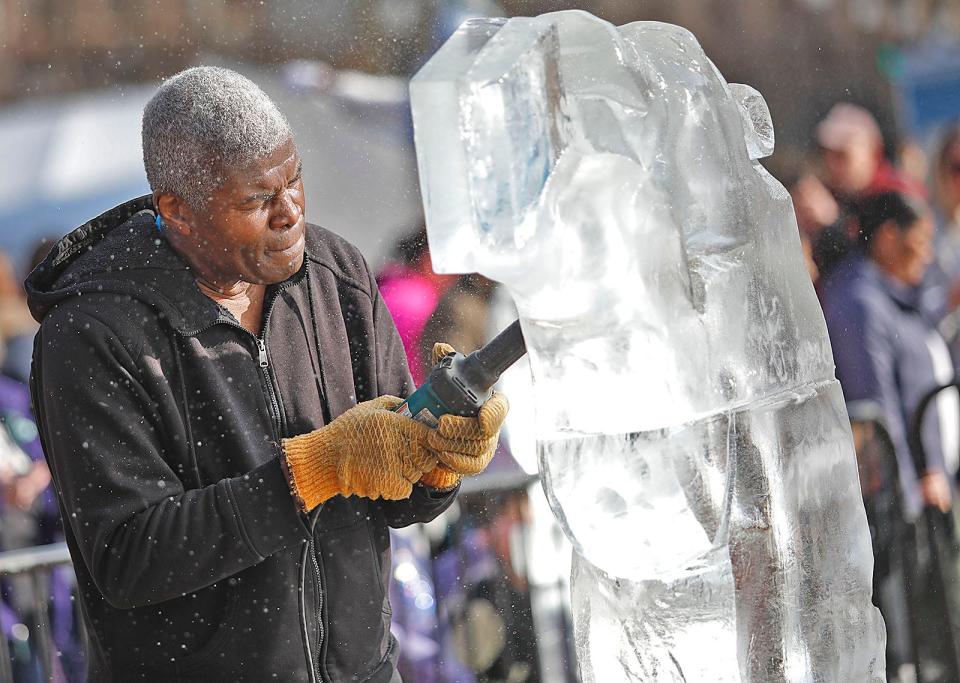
[921,469,953,513]
[419,393,508,490]
[419,342,509,488]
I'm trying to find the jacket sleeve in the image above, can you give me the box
[828,294,942,499]
[367,272,459,528]
[32,307,310,609]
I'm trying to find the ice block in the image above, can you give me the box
[411,10,886,681]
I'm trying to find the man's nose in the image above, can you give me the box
[271,189,302,229]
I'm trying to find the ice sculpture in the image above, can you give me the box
[410,11,886,681]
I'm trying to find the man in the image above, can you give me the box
[816,103,922,208]
[26,66,506,681]
[822,193,949,524]
[797,103,925,280]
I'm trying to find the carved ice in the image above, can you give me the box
[410,11,885,681]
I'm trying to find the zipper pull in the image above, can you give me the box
[257,339,269,368]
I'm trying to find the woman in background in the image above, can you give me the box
[820,191,960,681]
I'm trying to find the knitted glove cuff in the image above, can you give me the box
[282,431,342,511]
[420,465,462,490]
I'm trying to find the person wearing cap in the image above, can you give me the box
[800,104,924,280]
[26,66,508,681]
[817,103,923,207]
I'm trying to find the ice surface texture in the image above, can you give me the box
[411,10,885,681]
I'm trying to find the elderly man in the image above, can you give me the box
[815,103,922,207]
[794,104,926,280]
[26,67,506,681]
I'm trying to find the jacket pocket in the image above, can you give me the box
[318,518,393,681]
[175,582,241,672]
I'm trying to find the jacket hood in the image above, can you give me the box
[26,195,222,333]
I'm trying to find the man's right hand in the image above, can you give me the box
[282,396,437,511]
[921,469,953,513]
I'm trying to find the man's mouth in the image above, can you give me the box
[267,232,305,256]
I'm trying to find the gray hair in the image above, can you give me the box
[142,66,293,209]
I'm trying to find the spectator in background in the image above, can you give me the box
[791,173,839,284]
[0,369,78,682]
[820,192,960,679]
[817,103,924,208]
[0,250,39,384]
[925,124,960,343]
[821,192,949,519]
[377,224,455,384]
[2,240,54,384]
[796,104,926,280]
[0,246,58,549]
[932,125,960,238]
[0,240,81,680]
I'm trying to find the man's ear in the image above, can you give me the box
[154,192,194,237]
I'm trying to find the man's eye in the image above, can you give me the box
[241,198,269,211]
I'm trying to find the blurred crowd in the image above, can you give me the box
[0,240,85,682]
[791,104,960,682]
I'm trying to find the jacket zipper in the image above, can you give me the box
[184,277,327,682]
[256,336,284,438]
[257,338,269,368]
[253,289,327,682]
[310,540,324,677]
[255,286,287,437]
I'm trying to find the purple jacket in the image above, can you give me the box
[0,373,57,523]
[821,254,954,519]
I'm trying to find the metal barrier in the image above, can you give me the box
[0,542,72,683]
[908,379,960,681]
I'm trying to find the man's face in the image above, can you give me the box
[177,138,306,287]
[897,215,935,287]
[821,138,880,196]
[874,215,934,287]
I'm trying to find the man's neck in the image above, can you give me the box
[196,278,267,336]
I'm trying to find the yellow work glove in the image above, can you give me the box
[282,396,437,511]
[419,342,510,490]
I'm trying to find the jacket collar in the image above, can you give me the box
[859,256,923,312]
[25,195,305,336]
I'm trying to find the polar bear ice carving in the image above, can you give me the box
[410,11,885,681]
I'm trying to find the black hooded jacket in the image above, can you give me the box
[26,196,457,681]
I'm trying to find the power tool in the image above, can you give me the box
[396,320,527,427]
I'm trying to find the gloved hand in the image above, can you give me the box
[419,342,510,490]
[282,396,437,510]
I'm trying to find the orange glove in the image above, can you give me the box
[282,396,437,510]
[419,342,510,490]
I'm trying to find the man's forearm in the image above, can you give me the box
[84,457,309,609]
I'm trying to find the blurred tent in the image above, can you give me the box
[0,59,422,274]
[0,86,151,270]
[892,36,960,145]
